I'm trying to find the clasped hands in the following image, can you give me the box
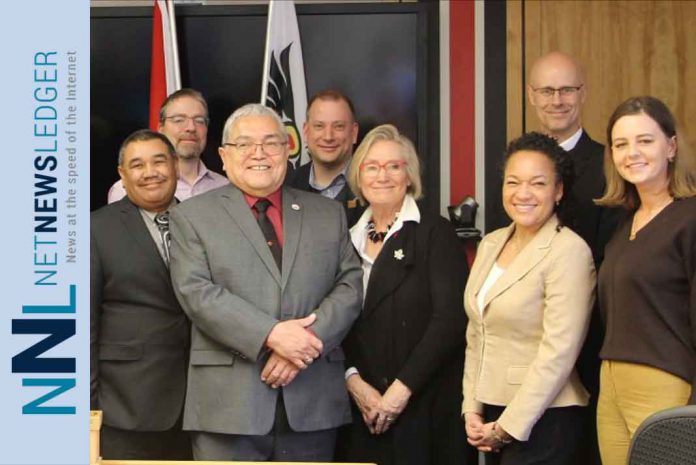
[465,412,513,453]
[347,375,411,435]
[261,313,322,388]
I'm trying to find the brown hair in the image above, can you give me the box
[159,88,209,124]
[595,96,696,209]
[306,89,356,121]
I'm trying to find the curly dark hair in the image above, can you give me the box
[503,132,576,229]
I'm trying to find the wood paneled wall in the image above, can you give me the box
[507,0,696,151]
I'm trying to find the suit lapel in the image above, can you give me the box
[281,187,302,289]
[468,224,513,313]
[482,216,559,310]
[362,223,416,318]
[118,198,169,275]
[569,131,593,182]
[220,185,282,285]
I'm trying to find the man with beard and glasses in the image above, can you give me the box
[107,88,228,203]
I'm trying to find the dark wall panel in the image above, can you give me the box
[484,1,509,231]
[90,4,435,212]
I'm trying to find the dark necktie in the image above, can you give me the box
[254,199,282,271]
[154,211,171,266]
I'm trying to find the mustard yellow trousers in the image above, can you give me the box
[597,360,691,465]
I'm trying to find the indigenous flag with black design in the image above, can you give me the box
[260,0,308,168]
[149,0,180,130]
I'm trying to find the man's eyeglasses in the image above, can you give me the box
[360,160,408,178]
[222,139,287,157]
[163,115,209,127]
[531,85,584,99]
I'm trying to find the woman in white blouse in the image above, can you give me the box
[462,132,595,465]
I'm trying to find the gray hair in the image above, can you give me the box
[221,103,287,144]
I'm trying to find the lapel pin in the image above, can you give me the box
[347,199,357,209]
[394,249,404,260]
[291,203,300,211]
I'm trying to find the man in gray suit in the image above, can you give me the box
[91,129,191,459]
[169,103,363,461]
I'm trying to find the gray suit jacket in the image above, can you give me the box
[90,198,189,431]
[169,184,362,435]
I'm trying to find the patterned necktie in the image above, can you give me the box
[254,199,282,271]
[154,211,171,266]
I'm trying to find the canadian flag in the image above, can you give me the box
[261,0,308,168]
[149,0,181,130]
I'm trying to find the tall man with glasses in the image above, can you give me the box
[91,130,191,459]
[169,103,362,461]
[107,88,228,203]
[528,51,617,465]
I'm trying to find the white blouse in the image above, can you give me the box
[350,194,422,297]
[476,262,505,315]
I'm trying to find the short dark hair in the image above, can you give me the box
[306,89,356,120]
[118,129,176,166]
[504,131,576,229]
[158,88,209,123]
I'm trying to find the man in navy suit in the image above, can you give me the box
[91,129,191,459]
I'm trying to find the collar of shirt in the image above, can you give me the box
[139,199,177,261]
[139,199,177,221]
[308,161,349,198]
[558,127,584,151]
[350,194,421,263]
[180,160,213,186]
[243,188,284,246]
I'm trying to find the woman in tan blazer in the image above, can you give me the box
[462,132,596,465]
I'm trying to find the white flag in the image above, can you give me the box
[261,0,308,168]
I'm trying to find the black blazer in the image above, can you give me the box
[339,210,472,465]
[566,131,620,447]
[90,197,189,431]
[566,130,618,266]
[286,161,364,227]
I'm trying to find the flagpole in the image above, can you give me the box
[260,0,275,103]
[166,0,181,90]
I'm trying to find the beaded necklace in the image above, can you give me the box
[366,219,393,243]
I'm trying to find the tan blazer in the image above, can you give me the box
[462,215,595,441]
